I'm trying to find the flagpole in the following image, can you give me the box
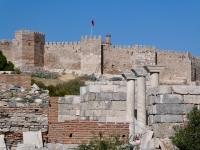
[91,26,92,36]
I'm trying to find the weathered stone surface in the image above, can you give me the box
[58,115,77,122]
[113,93,126,100]
[149,86,172,96]
[159,138,173,150]
[184,95,200,104]
[96,92,113,101]
[100,85,117,92]
[16,144,35,150]
[153,115,183,123]
[155,104,194,115]
[146,139,155,150]
[172,86,200,94]
[0,134,6,150]
[153,123,180,138]
[23,131,43,148]
[149,94,183,105]
[112,101,126,110]
[88,93,96,101]
[87,85,100,92]
[106,117,126,122]
[0,101,8,107]
[58,104,72,111]
[140,130,154,150]
[154,138,160,148]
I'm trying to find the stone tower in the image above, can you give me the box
[12,30,45,70]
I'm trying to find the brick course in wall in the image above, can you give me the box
[0,74,31,88]
[48,97,129,144]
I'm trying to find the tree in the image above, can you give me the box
[0,50,14,71]
[171,106,200,150]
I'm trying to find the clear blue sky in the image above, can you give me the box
[0,1,200,57]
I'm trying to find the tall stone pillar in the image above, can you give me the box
[122,73,137,138]
[144,65,166,87]
[131,68,147,134]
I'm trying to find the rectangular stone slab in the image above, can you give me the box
[184,95,200,104]
[152,123,181,138]
[172,86,200,94]
[154,104,194,115]
[148,94,183,105]
[153,115,183,123]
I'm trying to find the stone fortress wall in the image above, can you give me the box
[1,30,200,84]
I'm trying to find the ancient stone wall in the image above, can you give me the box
[147,85,200,138]
[0,84,49,148]
[0,40,13,61]
[192,56,200,81]
[11,30,45,70]
[157,51,192,84]
[48,97,129,144]
[44,36,101,74]
[0,74,31,88]
[103,45,155,74]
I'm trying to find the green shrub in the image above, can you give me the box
[31,71,58,79]
[31,79,84,96]
[14,68,21,74]
[76,132,132,150]
[171,106,200,150]
[0,50,14,71]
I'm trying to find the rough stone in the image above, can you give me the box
[154,104,194,115]
[149,86,172,96]
[100,85,117,92]
[149,94,183,104]
[87,85,100,92]
[113,93,126,100]
[96,92,113,101]
[184,95,200,104]
[112,101,126,110]
[153,123,180,138]
[153,115,183,123]
[159,138,173,150]
[140,130,154,150]
[172,86,200,94]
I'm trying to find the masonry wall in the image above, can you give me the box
[157,51,192,84]
[192,56,200,81]
[12,30,45,70]
[0,40,13,61]
[48,97,129,144]
[147,85,200,138]
[0,74,31,88]
[0,85,49,148]
[103,45,156,74]
[44,36,101,74]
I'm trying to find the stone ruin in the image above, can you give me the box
[1,30,200,85]
[0,65,200,150]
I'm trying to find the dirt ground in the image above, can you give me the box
[32,73,78,86]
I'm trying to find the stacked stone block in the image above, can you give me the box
[147,85,200,138]
[79,81,127,122]
[0,84,49,148]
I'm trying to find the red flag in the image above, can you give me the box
[91,19,94,26]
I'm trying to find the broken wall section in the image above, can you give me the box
[147,85,200,138]
[0,84,49,148]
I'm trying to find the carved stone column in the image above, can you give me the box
[122,73,137,137]
[144,65,166,87]
[131,68,147,133]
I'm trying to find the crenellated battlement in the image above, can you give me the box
[81,35,101,42]
[15,30,45,37]
[45,41,81,46]
[104,44,156,53]
[157,50,190,60]
[0,39,12,44]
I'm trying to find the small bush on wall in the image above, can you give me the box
[0,50,14,71]
[171,106,200,150]
[31,79,84,96]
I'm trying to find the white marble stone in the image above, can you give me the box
[0,135,6,150]
[23,131,43,148]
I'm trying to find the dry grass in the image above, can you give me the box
[32,73,78,86]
